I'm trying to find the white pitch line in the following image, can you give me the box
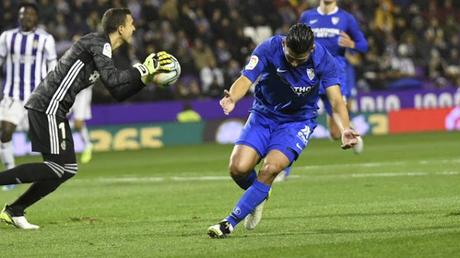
[76,171,459,184]
[171,176,230,181]
[297,158,460,171]
[97,177,165,183]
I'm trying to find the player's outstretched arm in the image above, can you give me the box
[220,75,252,115]
[326,85,359,149]
[92,41,174,101]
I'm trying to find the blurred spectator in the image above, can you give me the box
[374,0,394,33]
[200,62,225,98]
[176,101,202,123]
[386,44,422,90]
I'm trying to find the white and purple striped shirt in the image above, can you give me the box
[0,27,57,101]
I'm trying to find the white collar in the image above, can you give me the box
[317,6,339,15]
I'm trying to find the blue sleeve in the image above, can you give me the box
[241,40,270,82]
[346,14,368,53]
[299,11,310,24]
[317,47,340,88]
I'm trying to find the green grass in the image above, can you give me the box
[1,132,459,257]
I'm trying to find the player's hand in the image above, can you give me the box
[340,128,360,149]
[220,90,235,115]
[338,32,355,49]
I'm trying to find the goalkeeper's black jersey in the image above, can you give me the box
[25,32,144,118]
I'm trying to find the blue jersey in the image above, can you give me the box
[242,35,339,121]
[300,6,367,98]
[299,7,368,60]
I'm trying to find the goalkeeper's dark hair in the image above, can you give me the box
[286,23,314,54]
[102,8,132,34]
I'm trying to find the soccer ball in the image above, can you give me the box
[151,55,181,87]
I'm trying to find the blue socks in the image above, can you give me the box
[232,170,257,190]
[226,180,271,227]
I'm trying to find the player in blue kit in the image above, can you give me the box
[300,0,368,153]
[207,24,359,238]
[272,0,370,182]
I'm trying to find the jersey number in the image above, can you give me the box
[58,122,66,139]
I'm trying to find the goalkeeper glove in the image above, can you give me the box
[133,53,159,77]
[155,51,174,71]
[134,51,174,77]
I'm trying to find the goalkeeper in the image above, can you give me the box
[0,8,172,229]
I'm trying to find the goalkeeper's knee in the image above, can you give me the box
[62,163,78,180]
[43,161,78,180]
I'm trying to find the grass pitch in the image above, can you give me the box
[1,132,459,257]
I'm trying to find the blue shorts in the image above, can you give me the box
[236,111,317,163]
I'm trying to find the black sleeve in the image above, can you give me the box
[90,41,144,101]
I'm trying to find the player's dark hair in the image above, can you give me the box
[286,23,314,54]
[101,8,132,34]
[18,1,39,14]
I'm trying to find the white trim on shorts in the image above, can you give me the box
[47,114,59,154]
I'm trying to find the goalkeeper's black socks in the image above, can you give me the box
[9,179,68,215]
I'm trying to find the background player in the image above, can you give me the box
[0,2,57,191]
[300,0,368,152]
[207,24,359,238]
[71,86,93,164]
[0,8,174,229]
[274,0,369,182]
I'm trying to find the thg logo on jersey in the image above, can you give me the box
[291,86,313,96]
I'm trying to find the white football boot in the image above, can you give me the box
[0,206,39,229]
[244,199,266,230]
[207,220,233,238]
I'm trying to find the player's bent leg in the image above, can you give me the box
[274,165,292,183]
[257,150,290,185]
[244,150,290,230]
[0,161,67,185]
[80,136,93,164]
[0,121,16,143]
[0,161,77,229]
[228,144,260,190]
[74,120,93,164]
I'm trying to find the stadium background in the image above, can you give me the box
[0,1,460,256]
[1,0,459,155]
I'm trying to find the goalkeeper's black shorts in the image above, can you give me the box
[28,109,76,164]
